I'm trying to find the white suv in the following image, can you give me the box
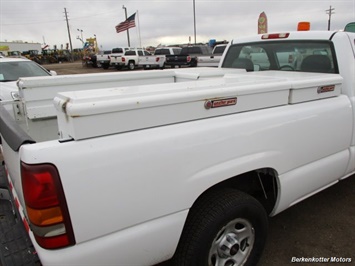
[0,57,56,103]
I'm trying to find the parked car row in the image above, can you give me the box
[95,43,228,71]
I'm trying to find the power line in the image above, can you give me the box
[1,10,118,26]
[2,19,64,26]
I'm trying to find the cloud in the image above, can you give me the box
[1,0,354,50]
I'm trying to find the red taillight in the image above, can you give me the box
[187,56,191,63]
[35,233,72,249]
[261,33,290,39]
[156,57,160,62]
[122,57,126,62]
[22,165,59,209]
[21,162,75,249]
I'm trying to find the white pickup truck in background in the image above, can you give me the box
[138,47,182,69]
[96,47,131,70]
[95,50,112,69]
[110,48,150,70]
[0,29,354,266]
[197,43,227,67]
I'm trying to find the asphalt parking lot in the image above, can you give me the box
[2,62,355,265]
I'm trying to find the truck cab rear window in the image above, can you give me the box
[222,41,338,74]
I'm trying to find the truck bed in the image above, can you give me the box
[12,68,246,142]
[5,69,343,144]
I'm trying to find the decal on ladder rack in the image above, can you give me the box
[204,98,237,109]
[317,85,335,94]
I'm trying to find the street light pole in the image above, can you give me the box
[77,29,84,44]
[94,34,98,52]
[122,5,131,47]
[193,0,196,44]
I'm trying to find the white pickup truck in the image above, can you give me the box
[110,48,150,70]
[95,50,111,69]
[138,47,182,69]
[97,47,130,70]
[0,29,354,266]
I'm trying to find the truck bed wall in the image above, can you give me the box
[53,71,343,141]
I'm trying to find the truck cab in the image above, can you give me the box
[165,45,212,68]
[197,43,227,67]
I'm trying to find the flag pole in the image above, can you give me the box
[122,5,130,47]
[193,0,196,44]
[137,10,142,48]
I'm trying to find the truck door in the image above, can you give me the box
[332,32,355,174]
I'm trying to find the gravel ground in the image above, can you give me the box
[4,62,355,265]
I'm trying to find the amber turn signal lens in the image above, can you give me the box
[26,205,63,226]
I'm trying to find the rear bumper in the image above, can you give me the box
[165,61,190,66]
[110,62,125,66]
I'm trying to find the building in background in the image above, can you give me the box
[0,41,41,56]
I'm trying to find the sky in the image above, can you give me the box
[0,0,354,51]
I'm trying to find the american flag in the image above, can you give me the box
[115,13,136,33]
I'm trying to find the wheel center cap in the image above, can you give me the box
[219,233,240,257]
[230,243,240,256]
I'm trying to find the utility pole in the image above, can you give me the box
[122,5,131,47]
[64,8,74,60]
[326,5,335,31]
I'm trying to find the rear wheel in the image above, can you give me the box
[172,189,268,266]
[128,61,135,70]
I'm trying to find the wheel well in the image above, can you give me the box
[171,169,277,263]
[196,168,278,215]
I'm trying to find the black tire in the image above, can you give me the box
[172,189,268,266]
[128,61,135,70]
[102,64,109,70]
[190,60,197,67]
